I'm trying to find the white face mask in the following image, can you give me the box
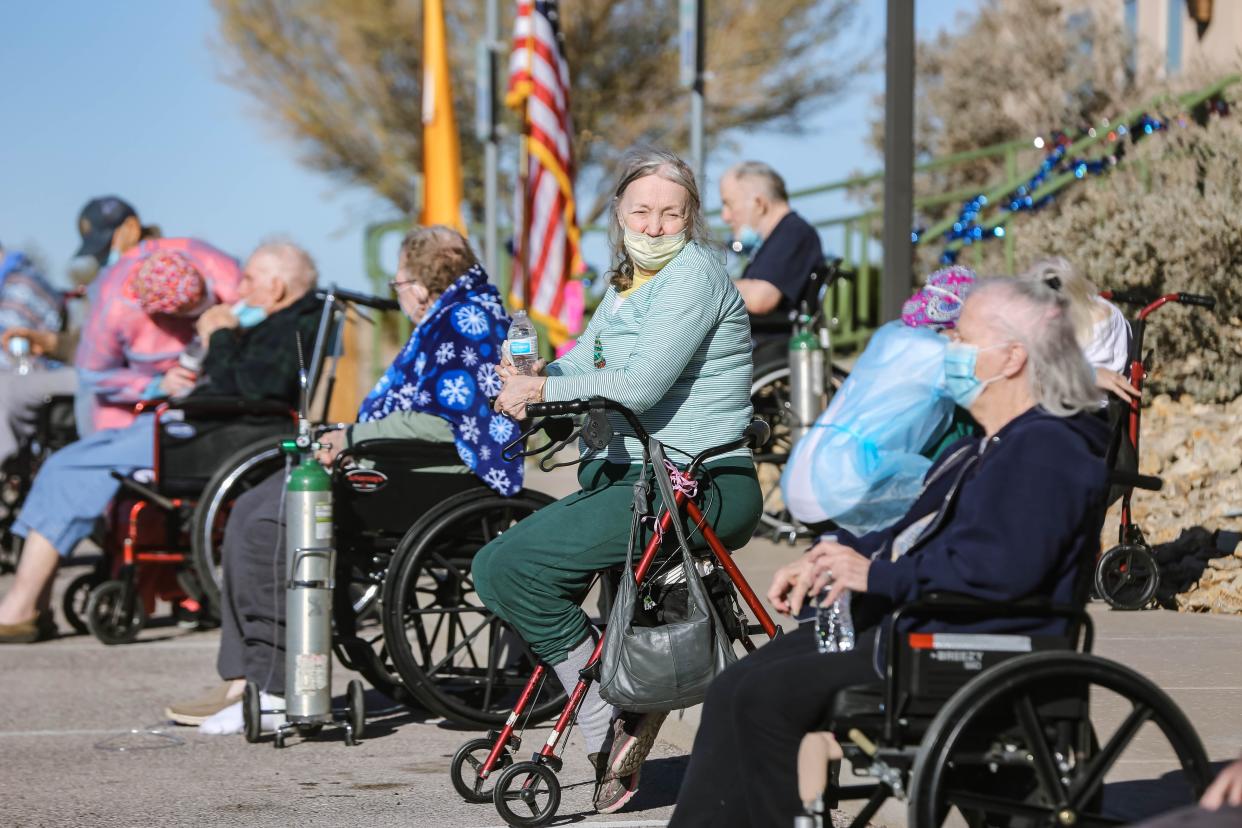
[621,225,688,273]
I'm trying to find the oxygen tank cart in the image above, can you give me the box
[242,432,366,748]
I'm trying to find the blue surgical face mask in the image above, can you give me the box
[231,300,268,328]
[730,225,762,256]
[944,340,1009,407]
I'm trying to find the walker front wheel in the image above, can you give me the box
[492,761,561,827]
[451,737,512,803]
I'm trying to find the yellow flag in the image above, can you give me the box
[420,0,465,233]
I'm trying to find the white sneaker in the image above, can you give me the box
[199,692,286,735]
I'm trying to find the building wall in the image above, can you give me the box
[1127,0,1242,77]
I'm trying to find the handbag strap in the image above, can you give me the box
[647,438,702,585]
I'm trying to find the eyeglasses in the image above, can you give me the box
[388,278,421,292]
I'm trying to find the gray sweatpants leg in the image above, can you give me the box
[216,471,287,694]
[0,367,77,464]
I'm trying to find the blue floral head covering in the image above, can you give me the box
[358,264,524,496]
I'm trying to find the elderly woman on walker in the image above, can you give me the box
[476,146,762,814]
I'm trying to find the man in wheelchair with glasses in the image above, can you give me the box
[671,276,1115,826]
[0,241,319,643]
[163,226,523,734]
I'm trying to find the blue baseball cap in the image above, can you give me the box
[75,196,138,264]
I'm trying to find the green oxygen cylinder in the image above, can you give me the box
[788,328,827,444]
[283,445,335,722]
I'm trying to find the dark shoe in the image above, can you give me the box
[0,609,57,643]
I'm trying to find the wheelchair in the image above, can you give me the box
[333,436,560,724]
[1092,289,1217,611]
[797,471,1212,827]
[0,393,78,573]
[749,259,852,543]
[190,425,561,722]
[178,286,563,723]
[448,398,780,826]
[68,397,295,644]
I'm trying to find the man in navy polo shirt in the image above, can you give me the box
[719,161,824,317]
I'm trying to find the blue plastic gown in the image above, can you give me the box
[781,321,955,535]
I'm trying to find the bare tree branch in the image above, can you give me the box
[212,0,867,223]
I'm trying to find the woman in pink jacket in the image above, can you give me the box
[74,237,242,434]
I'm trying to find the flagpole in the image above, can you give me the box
[519,6,534,310]
[520,118,532,308]
[483,0,500,279]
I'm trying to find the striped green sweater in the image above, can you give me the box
[544,241,754,464]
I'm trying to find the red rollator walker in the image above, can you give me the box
[1093,288,1216,610]
[448,396,780,826]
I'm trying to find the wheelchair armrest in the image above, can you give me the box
[336,438,462,469]
[164,396,294,419]
[890,593,1090,643]
[133,398,170,415]
[109,471,178,512]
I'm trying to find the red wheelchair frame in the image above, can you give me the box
[77,398,295,644]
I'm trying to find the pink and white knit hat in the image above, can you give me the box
[129,250,206,315]
[901,265,977,329]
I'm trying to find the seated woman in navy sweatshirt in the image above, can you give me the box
[670,277,1112,828]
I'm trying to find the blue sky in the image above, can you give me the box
[1,0,979,293]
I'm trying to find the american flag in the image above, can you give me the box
[506,0,585,346]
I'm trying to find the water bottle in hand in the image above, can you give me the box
[8,336,33,376]
[814,588,855,654]
[178,337,206,375]
[507,310,539,376]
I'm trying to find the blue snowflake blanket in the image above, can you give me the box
[357,264,524,496]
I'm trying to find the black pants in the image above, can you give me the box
[216,471,287,694]
[670,623,881,828]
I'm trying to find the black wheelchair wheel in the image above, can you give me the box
[190,437,288,616]
[451,736,514,803]
[0,526,22,575]
[910,651,1212,828]
[749,357,848,542]
[347,678,366,742]
[85,580,147,645]
[62,570,104,635]
[1095,544,1159,611]
[243,681,262,744]
[492,761,561,827]
[381,488,566,728]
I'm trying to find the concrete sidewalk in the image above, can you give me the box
[2,463,1240,826]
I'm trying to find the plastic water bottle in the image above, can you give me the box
[178,337,206,375]
[815,588,855,654]
[507,310,539,376]
[8,336,33,376]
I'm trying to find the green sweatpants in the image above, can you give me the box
[471,456,761,665]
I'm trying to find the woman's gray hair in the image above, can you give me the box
[605,146,710,291]
[1017,257,1099,347]
[971,277,1102,417]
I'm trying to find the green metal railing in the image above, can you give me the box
[363,73,1239,359]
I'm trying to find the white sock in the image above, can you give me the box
[552,634,615,757]
[199,693,286,736]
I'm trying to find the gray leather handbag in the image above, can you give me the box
[597,440,738,712]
